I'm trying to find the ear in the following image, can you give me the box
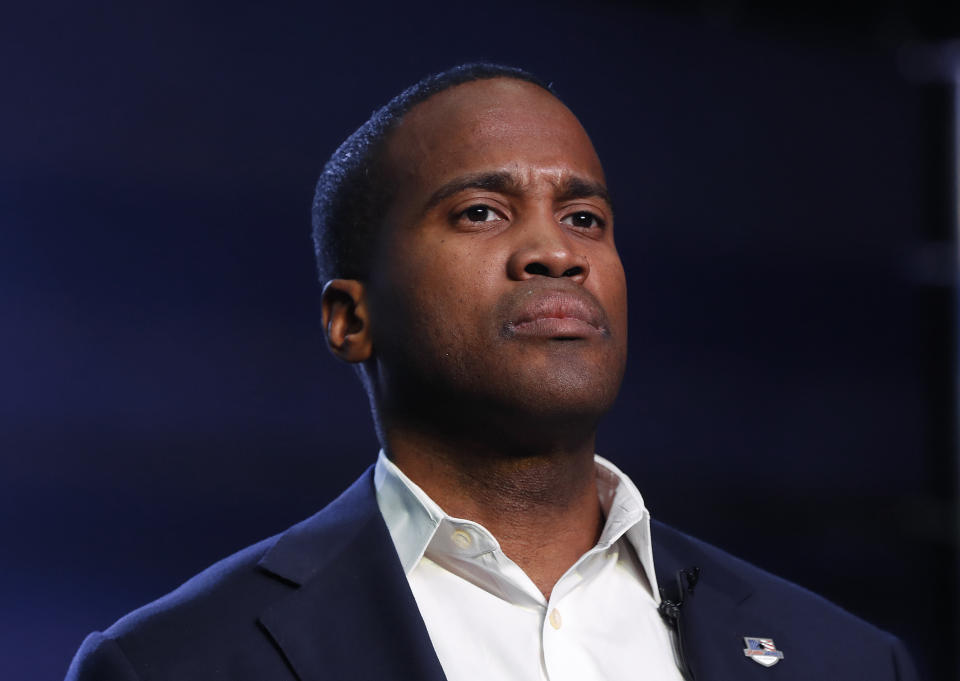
[321,279,373,363]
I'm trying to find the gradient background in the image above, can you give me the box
[3,1,958,679]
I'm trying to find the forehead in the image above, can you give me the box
[384,78,606,190]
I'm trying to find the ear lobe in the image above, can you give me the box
[321,279,373,363]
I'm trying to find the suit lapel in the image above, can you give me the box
[256,468,447,681]
[652,521,757,680]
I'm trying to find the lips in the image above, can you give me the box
[503,289,609,339]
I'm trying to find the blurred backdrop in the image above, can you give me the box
[2,1,958,679]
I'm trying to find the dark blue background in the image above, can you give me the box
[3,2,957,679]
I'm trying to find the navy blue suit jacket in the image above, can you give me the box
[67,467,918,680]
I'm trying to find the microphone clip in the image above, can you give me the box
[658,566,701,681]
[658,566,700,626]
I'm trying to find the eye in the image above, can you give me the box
[561,211,605,230]
[459,205,500,223]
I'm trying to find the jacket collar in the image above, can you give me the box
[256,467,447,681]
[651,520,754,605]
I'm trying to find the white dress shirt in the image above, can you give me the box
[373,451,686,681]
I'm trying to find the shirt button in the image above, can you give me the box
[548,608,562,630]
[451,529,472,549]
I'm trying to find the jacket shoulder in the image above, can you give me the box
[651,520,919,680]
[67,535,292,681]
[67,468,381,681]
[653,519,878,628]
[106,534,284,639]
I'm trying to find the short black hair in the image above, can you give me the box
[311,63,555,285]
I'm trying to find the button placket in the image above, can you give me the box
[541,600,569,681]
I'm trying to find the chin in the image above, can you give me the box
[501,368,623,421]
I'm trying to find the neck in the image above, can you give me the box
[384,423,603,599]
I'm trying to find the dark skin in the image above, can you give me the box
[321,78,628,598]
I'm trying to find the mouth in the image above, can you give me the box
[502,289,609,340]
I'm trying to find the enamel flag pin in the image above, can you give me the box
[743,637,784,667]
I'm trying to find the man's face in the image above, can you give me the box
[366,78,627,433]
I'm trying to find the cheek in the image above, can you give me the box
[388,242,502,338]
[590,253,628,330]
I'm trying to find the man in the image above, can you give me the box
[67,64,918,680]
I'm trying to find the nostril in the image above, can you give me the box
[562,266,583,278]
[524,262,551,276]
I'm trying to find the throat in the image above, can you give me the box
[385,430,605,598]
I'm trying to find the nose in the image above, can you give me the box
[506,218,590,284]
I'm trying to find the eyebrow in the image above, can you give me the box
[425,171,523,209]
[554,176,613,209]
[424,171,614,213]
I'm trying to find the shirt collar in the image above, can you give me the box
[373,450,661,601]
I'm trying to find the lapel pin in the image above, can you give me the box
[743,637,784,667]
